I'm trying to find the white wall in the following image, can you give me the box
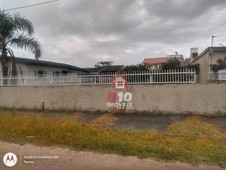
[17,63,79,77]
[0,84,225,115]
[0,62,81,78]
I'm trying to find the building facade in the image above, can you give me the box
[191,47,226,83]
[0,57,86,78]
[142,55,184,70]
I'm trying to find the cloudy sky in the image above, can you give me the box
[1,0,226,67]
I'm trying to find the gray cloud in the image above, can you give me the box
[1,0,226,67]
[144,0,226,19]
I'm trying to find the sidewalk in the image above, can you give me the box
[0,141,224,170]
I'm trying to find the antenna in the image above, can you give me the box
[210,35,221,68]
[211,35,221,47]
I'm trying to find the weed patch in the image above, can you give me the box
[0,113,225,166]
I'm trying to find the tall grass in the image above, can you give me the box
[0,112,225,166]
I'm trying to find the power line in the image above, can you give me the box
[3,0,59,11]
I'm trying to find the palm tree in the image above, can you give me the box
[0,10,41,77]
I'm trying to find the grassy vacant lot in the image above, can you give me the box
[0,111,226,166]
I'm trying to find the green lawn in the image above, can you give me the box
[0,111,225,166]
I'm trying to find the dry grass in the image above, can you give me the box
[167,116,225,138]
[86,113,118,128]
[0,112,225,166]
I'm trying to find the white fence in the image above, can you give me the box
[209,70,226,81]
[0,68,196,87]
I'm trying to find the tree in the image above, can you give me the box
[161,58,199,72]
[210,56,226,72]
[123,64,148,72]
[123,64,149,83]
[95,61,113,67]
[0,10,41,77]
[161,57,181,70]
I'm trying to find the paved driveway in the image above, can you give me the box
[79,112,226,133]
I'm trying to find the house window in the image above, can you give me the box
[53,71,60,77]
[36,70,47,77]
[62,70,69,76]
[192,53,198,59]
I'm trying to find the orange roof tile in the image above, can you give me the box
[143,55,184,65]
[143,57,168,65]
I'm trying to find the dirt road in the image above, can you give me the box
[0,141,225,170]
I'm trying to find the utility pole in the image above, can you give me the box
[211,36,215,47]
[208,35,216,74]
[210,35,217,67]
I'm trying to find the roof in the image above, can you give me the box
[14,57,86,72]
[84,65,124,74]
[143,57,168,65]
[191,47,226,64]
[143,55,184,65]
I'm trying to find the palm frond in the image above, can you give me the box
[6,48,14,57]
[0,10,14,39]
[10,35,42,59]
[13,13,34,36]
[0,10,42,77]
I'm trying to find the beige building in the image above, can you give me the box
[191,47,226,83]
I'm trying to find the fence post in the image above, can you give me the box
[194,69,196,83]
[150,74,152,83]
[24,78,27,86]
[219,72,222,82]
[50,77,53,85]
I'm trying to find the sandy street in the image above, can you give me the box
[0,141,225,170]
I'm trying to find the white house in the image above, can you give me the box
[0,57,87,78]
